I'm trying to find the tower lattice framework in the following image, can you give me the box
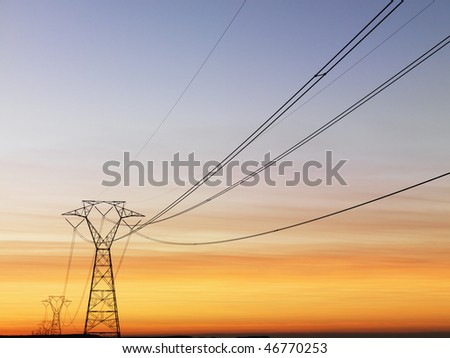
[63,200,144,337]
[41,295,71,335]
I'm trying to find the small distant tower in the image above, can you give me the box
[63,200,144,337]
[42,295,71,335]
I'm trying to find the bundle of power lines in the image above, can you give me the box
[61,0,449,329]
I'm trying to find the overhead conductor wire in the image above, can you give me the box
[138,0,403,227]
[96,0,247,198]
[134,171,450,246]
[142,35,450,226]
[114,32,449,242]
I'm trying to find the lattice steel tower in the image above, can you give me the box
[41,295,71,335]
[63,200,144,337]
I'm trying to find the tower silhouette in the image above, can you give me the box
[63,200,144,337]
[41,296,71,335]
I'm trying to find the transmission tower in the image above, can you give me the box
[41,296,71,335]
[62,200,144,337]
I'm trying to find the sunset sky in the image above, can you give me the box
[0,0,449,336]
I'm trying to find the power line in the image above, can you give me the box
[115,220,141,278]
[148,34,450,224]
[269,0,435,132]
[114,33,450,240]
[65,251,95,331]
[62,227,77,297]
[130,0,434,207]
[140,0,403,226]
[59,220,95,332]
[128,0,434,207]
[133,171,450,246]
[96,0,247,199]
[64,218,92,243]
[115,233,132,279]
[134,0,247,160]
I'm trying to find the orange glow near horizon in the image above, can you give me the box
[1,218,450,336]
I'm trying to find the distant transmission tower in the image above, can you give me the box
[63,200,144,337]
[41,296,71,335]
